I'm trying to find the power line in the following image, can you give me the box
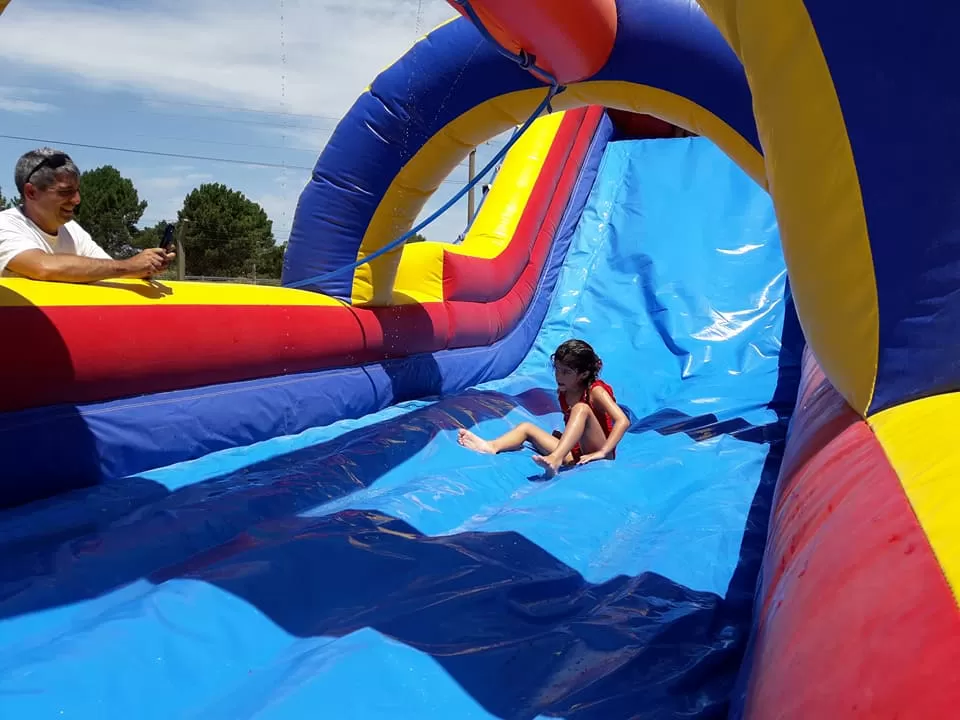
[0,133,315,171]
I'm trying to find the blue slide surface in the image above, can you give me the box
[0,137,800,719]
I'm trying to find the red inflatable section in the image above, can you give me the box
[443,107,598,301]
[607,109,695,140]
[447,109,599,345]
[448,0,618,84]
[743,347,960,718]
[0,108,603,414]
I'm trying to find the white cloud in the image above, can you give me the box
[0,97,55,113]
[140,176,191,192]
[258,125,336,154]
[258,191,300,241]
[139,171,213,193]
[128,165,302,240]
[0,0,457,119]
[0,85,57,113]
[256,165,304,241]
[127,166,216,226]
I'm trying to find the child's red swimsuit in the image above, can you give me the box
[554,379,618,462]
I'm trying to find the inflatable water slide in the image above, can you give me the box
[2,0,959,718]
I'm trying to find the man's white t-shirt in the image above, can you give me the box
[0,206,111,277]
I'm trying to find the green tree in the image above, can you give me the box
[177,183,274,277]
[407,232,428,243]
[132,219,172,250]
[0,186,18,210]
[74,165,148,257]
[254,241,286,279]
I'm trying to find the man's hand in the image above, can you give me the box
[120,248,175,278]
[6,247,175,284]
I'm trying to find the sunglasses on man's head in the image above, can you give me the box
[23,153,70,187]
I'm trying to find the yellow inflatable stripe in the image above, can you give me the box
[694,0,879,416]
[870,393,960,605]
[555,81,766,189]
[391,111,564,304]
[452,111,564,260]
[0,278,343,308]
[351,88,555,306]
[389,241,444,305]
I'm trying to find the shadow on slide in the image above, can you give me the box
[0,387,557,617]
[151,297,801,720]
[0,290,800,720]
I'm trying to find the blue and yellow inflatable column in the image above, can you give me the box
[449,0,960,717]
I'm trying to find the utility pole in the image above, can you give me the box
[467,148,477,226]
[174,219,188,281]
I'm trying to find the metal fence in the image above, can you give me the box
[183,275,282,286]
[150,269,282,285]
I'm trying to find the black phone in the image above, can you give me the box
[159,223,176,252]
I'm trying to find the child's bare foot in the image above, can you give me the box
[458,428,496,455]
[533,454,561,478]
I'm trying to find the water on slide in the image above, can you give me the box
[0,137,800,719]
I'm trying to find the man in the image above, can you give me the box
[0,147,174,282]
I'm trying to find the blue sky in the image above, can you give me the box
[0,0,508,244]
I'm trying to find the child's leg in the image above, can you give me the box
[533,403,605,477]
[458,422,560,456]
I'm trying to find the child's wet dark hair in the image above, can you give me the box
[552,339,603,385]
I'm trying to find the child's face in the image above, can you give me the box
[553,362,586,391]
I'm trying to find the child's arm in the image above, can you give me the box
[583,385,630,461]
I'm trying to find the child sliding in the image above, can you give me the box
[458,339,630,478]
